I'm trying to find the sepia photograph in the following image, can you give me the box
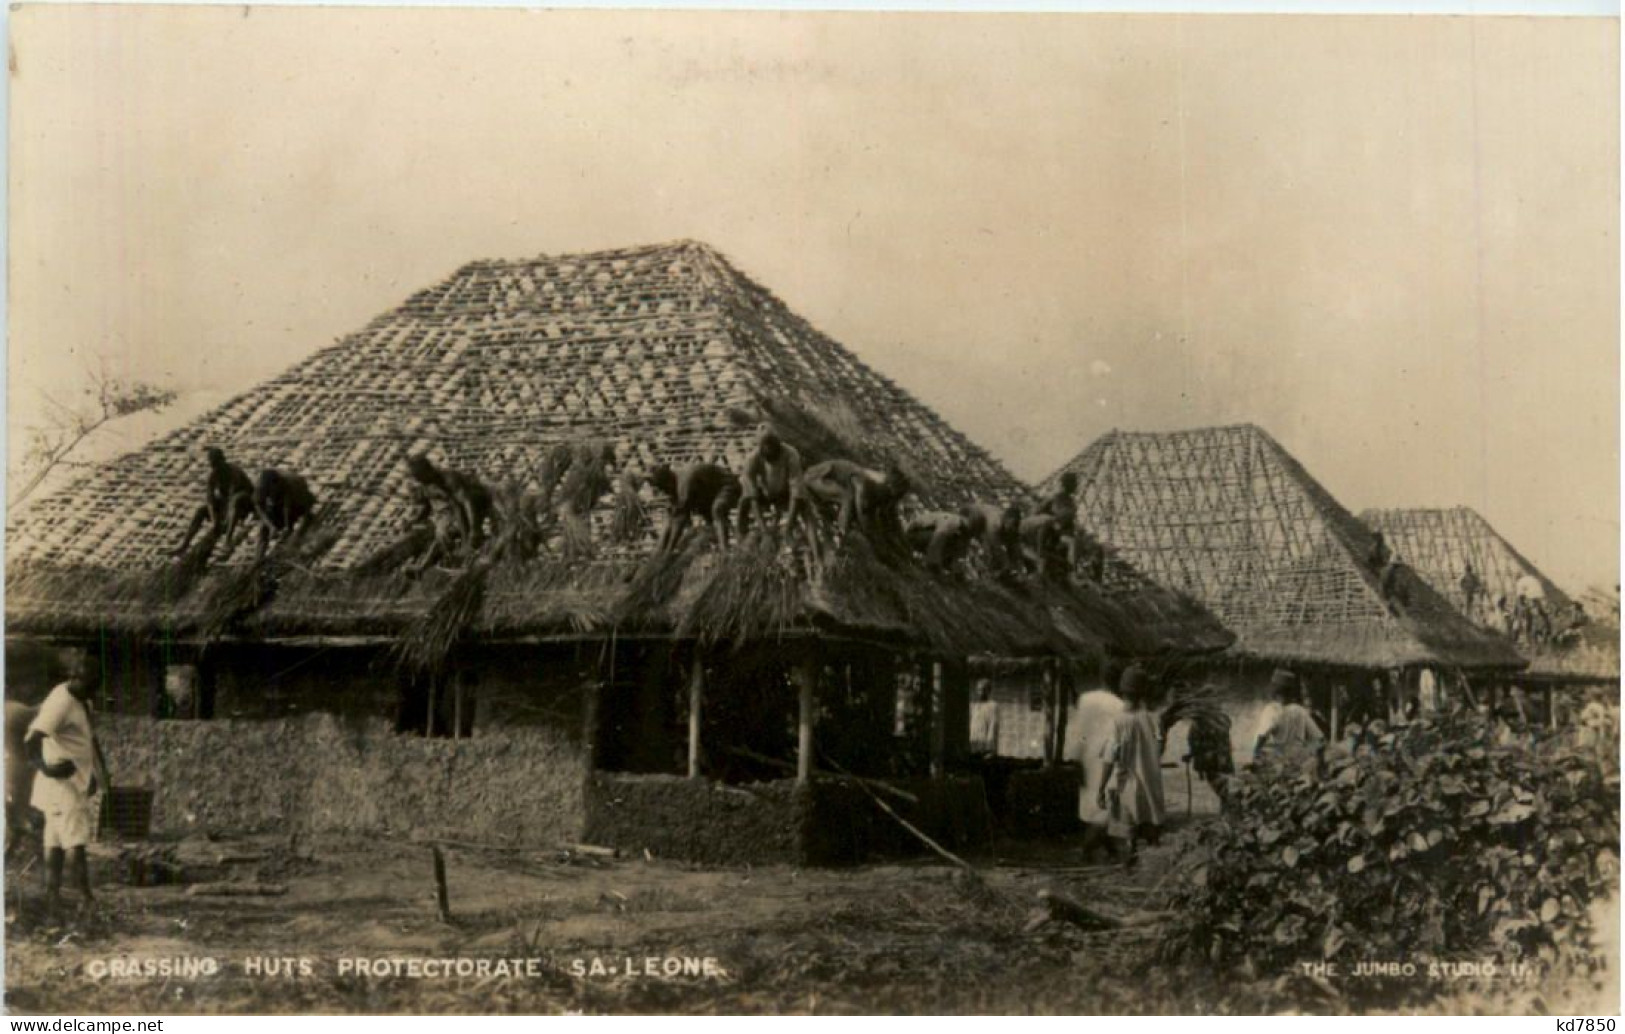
[2,2,1619,1018]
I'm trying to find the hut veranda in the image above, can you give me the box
[1042,424,1528,766]
[5,240,1230,865]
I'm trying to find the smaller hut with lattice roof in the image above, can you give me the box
[1361,506,1619,700]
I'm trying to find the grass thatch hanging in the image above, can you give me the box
[138,530,221,610]
[616,536,703,627]
[193,519,344,640]
[196,562,276,640]
[675,532,805,648]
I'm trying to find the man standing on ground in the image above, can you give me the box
[1096,665,1166,869]
[26,652,107,917]
[1253,668,1324,769]
[969,679,1000,756]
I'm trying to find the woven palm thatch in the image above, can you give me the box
[7,240,1227,658]
[1040,424,1525,671]
[1362,507,1618,681]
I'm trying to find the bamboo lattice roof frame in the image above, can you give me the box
[6,240,1231,657]
[1040,424,1525,671]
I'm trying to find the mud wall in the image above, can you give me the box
[583,773,802,866]
[101,712,588,844]
[1000,765,1082,838]
[584,772,992,866]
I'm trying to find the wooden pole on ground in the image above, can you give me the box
[794,658,816,783]
[687,654,705,779]
[431,845,451,922]
[426,675,438,738]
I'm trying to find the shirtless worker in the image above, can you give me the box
[905,509,987,572]
[962,502,1024,576]
[739,426,808,533]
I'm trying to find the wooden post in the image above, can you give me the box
[1041,662,1064,767]
[452,672,463,742]
[794,658,816,783]
[929,661,946,779]
[1545,685,1557,729]
[687,655,705,779]
[917,659,935,757]
[425,675,438,738]
[939,662,971,763]
[1329,684,1340,743]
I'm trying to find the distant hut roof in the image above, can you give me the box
[8,240,1228,659]
[1040,424,1524,671]
[1362,506,1619,682]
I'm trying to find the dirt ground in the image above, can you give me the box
[3,808,1612,1015]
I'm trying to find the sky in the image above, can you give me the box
[7,7,1618,593]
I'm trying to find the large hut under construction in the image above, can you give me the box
[6,240,1227,863]
[1040,424,1525,761]
[1361,506,1619,705]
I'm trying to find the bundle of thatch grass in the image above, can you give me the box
[615,536,705,628]
[478,558,625,636]
[138,530,222,610]
[352,527,436,577]
[555,440,617,516]
[1158,681,1231,742]
[197,561,276,640]
[675,531,806,648]
[194,520,343,639]
[729,399,853,469]
[608,470,648,545]
[816,530,1053,655]
[393,563,488,675]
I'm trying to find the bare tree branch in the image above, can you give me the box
[10,363,177,512]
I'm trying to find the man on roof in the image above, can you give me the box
[740,425,807,533]
[1459,562,1485,622]
[905,509,985,572]
[1041,471,1080,524]
[1514,572,1552,644]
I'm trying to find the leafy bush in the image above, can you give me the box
[1159,710,1619,991]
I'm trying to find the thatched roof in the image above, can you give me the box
[1040,424,1525,671]
[7,241,1228,660]
[1362,506,1619,682]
